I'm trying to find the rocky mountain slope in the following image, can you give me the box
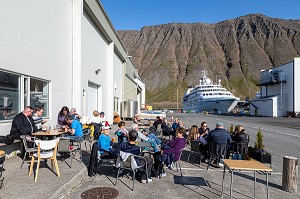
[117,14,300,107]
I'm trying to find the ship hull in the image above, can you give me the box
[182,98,239,113]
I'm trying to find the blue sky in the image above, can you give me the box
[100,0,300,30]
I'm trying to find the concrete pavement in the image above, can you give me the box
[0,115,299,199]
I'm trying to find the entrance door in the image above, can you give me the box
[87,82,102,119]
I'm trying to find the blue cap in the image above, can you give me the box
[100,112,105,115]
[216,122,224,127]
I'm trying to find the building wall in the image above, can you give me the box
[294,57,300,112]
[113,53,123,113]
[0,0,73,135]
[81,10,109,117]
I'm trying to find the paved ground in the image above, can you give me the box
[1,113,299,199]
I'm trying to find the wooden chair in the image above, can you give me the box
[29,138,60,182]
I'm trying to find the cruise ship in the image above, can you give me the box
[182,71,240,113]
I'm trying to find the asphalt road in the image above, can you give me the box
[177,112,300,173]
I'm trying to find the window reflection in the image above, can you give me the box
[0,71,20,120]
[30,78,49,117]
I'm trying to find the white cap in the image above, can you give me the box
[103,126,111,130]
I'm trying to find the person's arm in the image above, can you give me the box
[163,139,184,154]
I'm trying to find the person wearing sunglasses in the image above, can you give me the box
[198,122,210,139]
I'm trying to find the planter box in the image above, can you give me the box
[253,152,272,164]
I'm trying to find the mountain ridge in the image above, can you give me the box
[117,14,300,107]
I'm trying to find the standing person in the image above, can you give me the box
[70,107,82,121]
[64,115,83,139]
[10,106,37,139]
[206,122,232,166]
[57,106,70,125]
[32,106,47,131]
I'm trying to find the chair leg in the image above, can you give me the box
[29,156,35,176]
[20,152,28,169]
[178,162,182,177]
[207,156,212,170]
[70,152,73,168]
[187,152,191,163]
[132,171,135,191]
[51,159,54,170]
[34,158,41,182]
[54,158,60,177]
[115,168,121,186]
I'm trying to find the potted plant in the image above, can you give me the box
[249,128,271,164]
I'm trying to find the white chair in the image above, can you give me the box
[29,138,60,182]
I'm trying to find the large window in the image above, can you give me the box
[30,78,49,117]
[0,72,20,120]
[0,70,49,121]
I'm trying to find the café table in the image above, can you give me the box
[221,159,273,199]
[32,129,66,138]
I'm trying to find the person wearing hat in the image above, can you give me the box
[98,125,116,159]
[206,122,232,166]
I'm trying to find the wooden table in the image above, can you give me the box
[221,159,273,199]
[32,129,66,137]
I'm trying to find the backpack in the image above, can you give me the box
[4,135,14,145]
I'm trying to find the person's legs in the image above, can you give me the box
[138,157,154,181]
[148,134,162,145]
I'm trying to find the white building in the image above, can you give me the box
[0,0,145,137]
[249,57,300,117]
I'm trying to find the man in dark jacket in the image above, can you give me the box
[10,106,37,139]
[206,122,232,166]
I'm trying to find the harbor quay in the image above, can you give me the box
[1,113,299,199]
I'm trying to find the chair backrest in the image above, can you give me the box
[156,124,162,132]
[190,141,200,152]
[117,152,139,170]
[58,138,71,152]
[35,138,59,150]
[231,142,248,155]
[20,135,29,151]
[208,142,227,157]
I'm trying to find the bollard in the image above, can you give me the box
[282,156,298,192]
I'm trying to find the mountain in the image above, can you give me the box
[117,14,300,108]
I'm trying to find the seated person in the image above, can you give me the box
[70,107,82,121]
[98,125,116,159]
[117,130,153,183]
[198,122,210,139]
[233,125,249,143]
[171,118,180,130]
[188,125,199,141]
[32,106,48,131]
[153,116,162,130]
[87,111,102,138]
[155,127,186,175]
[10,106,37,139]
[99,112,107,126]
[133,114,142,124]
[115,121,128,144]
[206,122,232,166]
[161,118,174,136]
[57,106,70,125]
[132,123,162,152]
[64,115,83,140]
